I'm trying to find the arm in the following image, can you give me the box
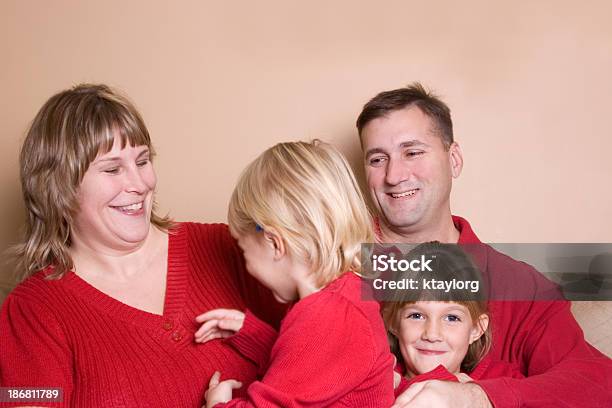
[0,294,73,407]
[456,246,612,408]
[214,294,391,407]
[476,300,612,408]
[395,301,612,408]
[394,364,460,397]
[393,303,611,408]
[224,310,278,375]
[195,309,278,375]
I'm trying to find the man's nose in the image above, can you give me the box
[385,157,410,186]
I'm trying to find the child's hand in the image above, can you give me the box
[195,308,245,343]
[204,371,242,408]
[456,373,474,383]
[392,356,402,389]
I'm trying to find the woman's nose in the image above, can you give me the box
[124,166,148,193]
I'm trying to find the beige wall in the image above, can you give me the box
[1,0,611,302]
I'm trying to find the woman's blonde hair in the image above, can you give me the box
[15,83,172,280]
[228,140,373,287]
[381,242,492,373]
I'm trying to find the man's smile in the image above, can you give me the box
[388,189,419,199]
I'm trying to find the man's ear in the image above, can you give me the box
[263,228,286,260]
[449,142,464,179]
[469,314,489,344]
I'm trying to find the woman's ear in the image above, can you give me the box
[263,228,286,260]
[469,314,489,344]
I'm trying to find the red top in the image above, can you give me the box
[0,223,285,407]
[216,272,395,407]
[395,356,524,396]
[451,216,612,408]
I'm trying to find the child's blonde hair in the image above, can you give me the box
[381,242,491,373]
[228,140,374,287]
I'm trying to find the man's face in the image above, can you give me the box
[361,106,461,235]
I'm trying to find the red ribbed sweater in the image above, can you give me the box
[394,357,524,397]
[0,223,285,407]
[217,272,395,407]
[451,216,612,408]
[378,216,611,408]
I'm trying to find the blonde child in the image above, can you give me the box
[196,141,394,407]
[381,242,523,397]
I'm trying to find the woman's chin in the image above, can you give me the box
[110,224,152,246]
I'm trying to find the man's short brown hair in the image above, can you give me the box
[356,82,454,149]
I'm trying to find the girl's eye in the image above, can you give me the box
[104,168,120,174]
[445,314,461,322]
[407,312,424,320]
[137,159,149,167]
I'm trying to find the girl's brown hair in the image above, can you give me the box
[381,242,491,373]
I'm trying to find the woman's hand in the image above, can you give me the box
[204,371,242,408]
[195,309,245,343]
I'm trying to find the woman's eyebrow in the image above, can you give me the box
[137,149,150,158]
[94,149,150,164]
[94,157,121,164]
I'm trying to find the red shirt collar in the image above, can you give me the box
[374,215,482,244]
[452,215,481,244]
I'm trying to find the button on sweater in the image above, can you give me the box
[0,223,285,407]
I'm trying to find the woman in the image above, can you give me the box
[0,84,283,407]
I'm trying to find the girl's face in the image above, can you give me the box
[396,301,487,376]
[233,230,298,304]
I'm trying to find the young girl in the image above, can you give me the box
[195,141,395,407]
[381,242,523,396]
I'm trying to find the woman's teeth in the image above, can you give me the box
[114,202,143,212]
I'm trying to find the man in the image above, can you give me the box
[356,83,611,407]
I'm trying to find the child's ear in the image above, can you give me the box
[386,317,401,337]
[469,314,489,344]
[263,228,286,260]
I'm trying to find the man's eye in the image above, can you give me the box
[445,314,461,322]
[104,168,120,174]
[405,151,424,157]
[369,157,386,166]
